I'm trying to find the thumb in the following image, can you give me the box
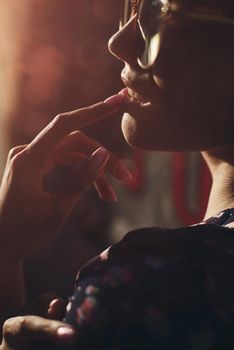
[20,293,58,317]
[58,147,110,197]
[47,298,68,321]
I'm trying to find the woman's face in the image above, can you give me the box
[108,1,234,151]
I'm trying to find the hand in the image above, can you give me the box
[21,293,67,320]
[0,315,76,350]
[0,293,73,350]
[0,95,132,260]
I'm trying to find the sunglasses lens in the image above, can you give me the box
[138,0,151,41]
[120,0,132,28]
[138,32,161,68]
[138,0,163,68]
[119,0,165,68]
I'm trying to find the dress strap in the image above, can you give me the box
[205,208,234,227]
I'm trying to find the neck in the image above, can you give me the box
[202,148,234,220]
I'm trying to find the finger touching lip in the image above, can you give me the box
[25,94,127,165]
[119,88,151,107]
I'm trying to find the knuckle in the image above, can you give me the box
[7,145,27,163]
[53,113,67,127]
[9,152,27,170]
[87,104,94,111]
[3,318,15,336]
[15,316,27,335]
[3,316,25,338]
[8,146,21,160]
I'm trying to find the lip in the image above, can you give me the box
[121,66,163,101]
[121,71,152,107]
[121,71,145,95]
[120,87,150,107]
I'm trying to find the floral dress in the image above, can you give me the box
[65,209,234,349]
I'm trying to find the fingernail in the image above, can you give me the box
[104,93,126,106]
[57,327,75,338]
[49,298,59,308]
[89,147,110,171]
[113,162,134,183]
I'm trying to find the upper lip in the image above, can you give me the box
[121,66,162,101]
[121,71,149,102]
[121,69,146,93]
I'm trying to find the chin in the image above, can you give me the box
[121,112,154,150]
[121,113,139,149]
[121,111,207,152]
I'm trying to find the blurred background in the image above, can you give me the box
[0,0,211,299]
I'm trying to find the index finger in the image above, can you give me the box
[25,94,125,165]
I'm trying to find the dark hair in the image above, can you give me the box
[181,0,234,18]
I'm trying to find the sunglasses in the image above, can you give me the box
[120,0,234,69]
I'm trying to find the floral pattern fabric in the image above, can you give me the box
[65,209,234,349]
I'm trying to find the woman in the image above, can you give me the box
[1,0,234,349]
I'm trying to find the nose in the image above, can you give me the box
[108,15,145,66]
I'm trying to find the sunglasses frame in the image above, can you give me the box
[120,0,234,69]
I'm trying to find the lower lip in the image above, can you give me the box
[119,88,151,108]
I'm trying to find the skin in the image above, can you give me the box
[0,294,74,350]
[108,4,234,221]
[0,316,75,350]
[0,95,134,333]
[109,13,234,151]
[2,1,234,349]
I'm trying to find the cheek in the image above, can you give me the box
[207,63,234,102]
[121,62,234,151]
[166,62,214,120]
[174,62,234,121]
